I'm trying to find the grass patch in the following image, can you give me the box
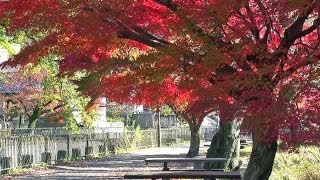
[270,146,320,180]
[5,163,49,176]
[239,145,320,179]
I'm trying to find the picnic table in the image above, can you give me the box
[124,170,241,179]
[124,157,241,179]
[144,157,227,171]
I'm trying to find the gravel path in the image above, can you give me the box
[4,145,210,180]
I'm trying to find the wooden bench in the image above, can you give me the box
[145,157,227,171]
[240,139,249,149]
[124,170,241,179]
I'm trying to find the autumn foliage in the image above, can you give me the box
[1,0,320,150]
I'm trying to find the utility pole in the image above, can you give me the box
[125,105,129,126]
[157,108,161,147]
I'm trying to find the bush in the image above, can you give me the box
[71,148,81,160]
[0,157,11,174]
[19,154,33,167]
[41,152,51,164]
[98,145,106,155]
[57,150,67,161]
[270,146,320,180]
[85,147,93,159]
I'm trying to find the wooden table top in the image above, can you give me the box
[145,157,227,162]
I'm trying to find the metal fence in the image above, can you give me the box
[0,127,125,137]
[0,127,218,174]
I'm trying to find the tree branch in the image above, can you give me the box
[42,104,64,114]
[16,98,31,119]
[116,21,169,47]
[244,2,260,40]
[272,55,320,85]
[255,0,272,44]
[43,100,53,107]
[132,26,170,45]
[282,2,317,48]
[154,0,177,11]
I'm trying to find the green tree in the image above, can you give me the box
[2,56,96,129]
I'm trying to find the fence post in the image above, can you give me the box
[67,134,70,159]
[86,134,89,157]
[44,136,48,152]
[17,136,22,166]
[86,134,89,150]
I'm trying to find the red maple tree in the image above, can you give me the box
[1,1,320,179]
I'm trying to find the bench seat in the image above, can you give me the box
[124,170,241,179]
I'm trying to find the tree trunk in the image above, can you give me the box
[27,104,41,128]
[186,122,200,158]
[205,119,241,170]
[27,116,38,128]
[244,135,277,180]
[18,114,22,128]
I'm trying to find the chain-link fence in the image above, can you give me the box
[0,126,218,174]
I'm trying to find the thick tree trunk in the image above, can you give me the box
[244,135,277,180]
[186,122,200,158]
[205,119,241,170]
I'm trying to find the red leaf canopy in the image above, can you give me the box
[1,0,320,147]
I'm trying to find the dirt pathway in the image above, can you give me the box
[4,145,210,180]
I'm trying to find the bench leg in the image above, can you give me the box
[162,162,169,171]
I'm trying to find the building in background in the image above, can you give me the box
[131,110,179,129]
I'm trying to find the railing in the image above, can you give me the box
[0,127,125,137]
[0,126,218,174]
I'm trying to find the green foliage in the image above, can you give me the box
[1,28,96,129]
[107,114,125,122]
[0,25,25,55]
[105,103,133,124]
[133,125,142,141]
[28,56,96,129]
[0,53,97,129]
[270,146,320,180]
[5,162,49,176]
[109,126,149,155]
[160,105,173,116]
